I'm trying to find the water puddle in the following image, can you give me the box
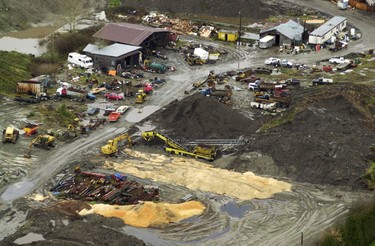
[220,202,250,218]
[0,37,46,56]
[13,232,45,245]
[125,105,160,123]
[0,180,34,201]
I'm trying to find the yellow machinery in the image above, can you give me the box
[135,90,146,104]
[142,130,217,161]
[101,133,132,156]
[2,127,19,144]
[24,134,56,158]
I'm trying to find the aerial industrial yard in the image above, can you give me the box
[0,0,375,245]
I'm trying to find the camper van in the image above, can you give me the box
[67,52,93,68]
[259,35,276,49]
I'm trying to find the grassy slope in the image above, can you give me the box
[0,51,32,95]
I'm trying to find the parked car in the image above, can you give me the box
[103,106,116,116]
[87,92,96,100]
[285,78,301,86]
[329,56,350,64]
[108,112,121,122]
[86,107,100,115]
[116,105,130,115]
[264,57,280,66]
[312,77,333,86]
[281,59,293,68]
[105,92,124,100]
[252,67,272,74]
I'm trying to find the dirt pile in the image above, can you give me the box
[144,84,375,188]
[147,92,261,139]
[79,201,206,228]
[231,85,375,188]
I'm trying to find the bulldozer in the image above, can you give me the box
[135,90,146,104]
[2,127,20,144]
[101,133,132,156]
[24,134,56,158]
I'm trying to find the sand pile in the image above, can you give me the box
[105,149,291,200]
[147,93,259,138]
[79,201,205,228]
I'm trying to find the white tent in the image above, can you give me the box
[193,48,209,60]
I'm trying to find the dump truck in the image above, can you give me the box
[2,127,20,144]
[101,133,132,156]
[142,130,217,161]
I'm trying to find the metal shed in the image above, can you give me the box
[260,20,304,46]
[92,23,170,49]
[83,43,142,71]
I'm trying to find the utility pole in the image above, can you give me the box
[238,11,242,69]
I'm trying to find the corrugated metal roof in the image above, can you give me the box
[310,16,346,37]
[83,43,141,57]
[241,32,259,40]
[261,20,304,41]
[366,0,375,6]
[93,23,169,46]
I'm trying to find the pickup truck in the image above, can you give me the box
[329,57,350,64]
[108,112,121,122]
[312,77,333,86]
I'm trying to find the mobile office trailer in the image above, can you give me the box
[67,52,93,68]
[259,35,276,49]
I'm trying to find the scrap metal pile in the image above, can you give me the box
[50,167,159,205]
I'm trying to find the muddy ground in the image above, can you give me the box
[1,0,375,245]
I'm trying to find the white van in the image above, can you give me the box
[67,52,93,68]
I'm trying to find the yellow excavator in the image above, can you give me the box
[24,134,56,158]
[101,133,132,156]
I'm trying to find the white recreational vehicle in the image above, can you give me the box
[67,52,93,68]
[259,35,276,49]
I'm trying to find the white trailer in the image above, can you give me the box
[67,52,93,68]
[259,35,276,49]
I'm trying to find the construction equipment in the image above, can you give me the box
[24,134,56,158]
[2,127,20,144]
[101,133,132,156]
[135,90,146,104]
[142,130,217,161]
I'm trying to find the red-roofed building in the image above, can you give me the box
[93,23,171,49]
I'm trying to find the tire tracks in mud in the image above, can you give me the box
[122,185,358,246]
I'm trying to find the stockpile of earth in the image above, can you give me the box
[146,92,262,139]
[231,85,375,188]
[145,85,375,188]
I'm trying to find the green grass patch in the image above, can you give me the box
[0,51,32,95]
[260,109,300,131]
[55,104,76,127]
[320,199,375,246]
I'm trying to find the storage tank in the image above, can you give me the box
[350,28,356,37]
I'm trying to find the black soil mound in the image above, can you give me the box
[147,93,261,139]
[146,84,375,188]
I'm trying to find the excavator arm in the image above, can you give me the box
[101,133,132,155]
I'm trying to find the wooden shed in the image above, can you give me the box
[16,80,43,95]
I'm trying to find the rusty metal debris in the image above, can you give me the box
[50,167,159,205]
